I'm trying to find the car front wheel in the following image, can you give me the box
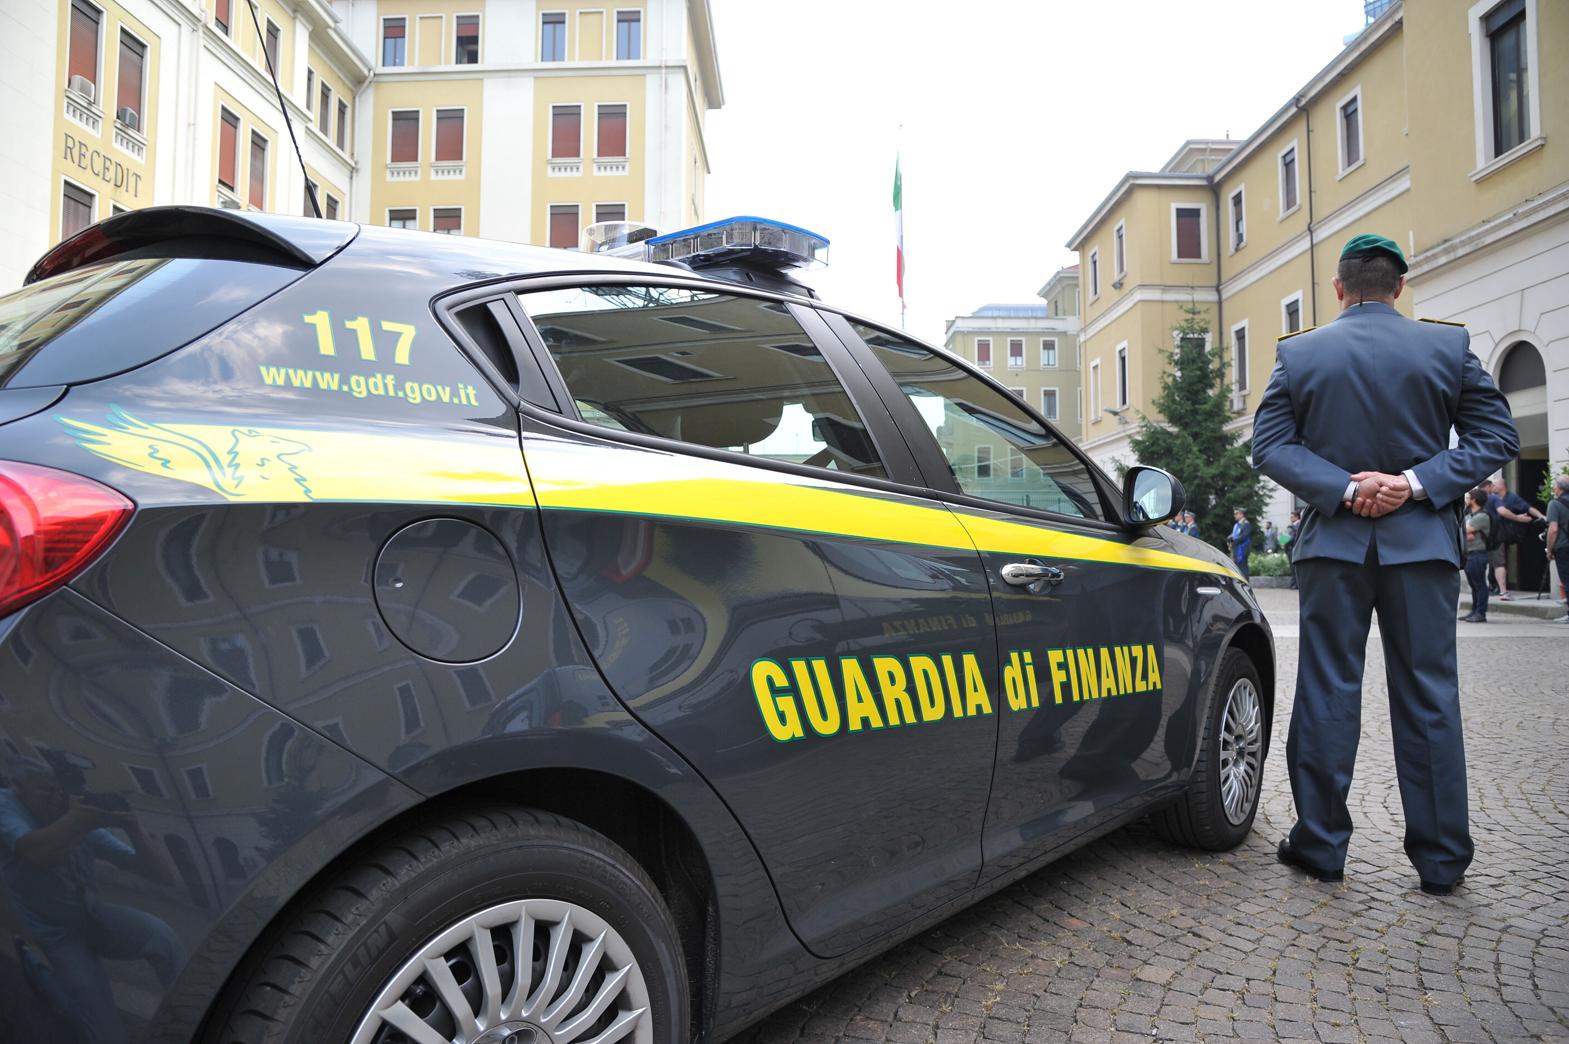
[208,806,688,1044]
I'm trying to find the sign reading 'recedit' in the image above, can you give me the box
[63,132,144,196]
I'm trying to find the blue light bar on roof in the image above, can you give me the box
[645,216,829,272]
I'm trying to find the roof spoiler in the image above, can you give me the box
[25,205,357,285]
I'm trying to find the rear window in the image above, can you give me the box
[0,256,298,388]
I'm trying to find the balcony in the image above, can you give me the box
[114,120,147,163]
[385,162,420,182]
[431,161,465,180]
[63,84,102,135]
[547,158,582,177]
[593,158,628,176]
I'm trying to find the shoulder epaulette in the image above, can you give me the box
[1419,317,1465,327]
[1277,326,1316,343]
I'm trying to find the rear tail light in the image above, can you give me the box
[0,461,133,619]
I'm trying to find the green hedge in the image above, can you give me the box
[1248,552,1292,577]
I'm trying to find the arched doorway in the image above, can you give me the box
[1496,341,1548,593]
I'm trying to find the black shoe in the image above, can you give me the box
[1420,877,1462,896]
[1277,839,1344,882]
[1459,613,1477,621]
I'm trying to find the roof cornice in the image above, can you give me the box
[1065,174,1210,251]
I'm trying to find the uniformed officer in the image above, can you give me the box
[1251,233,1518,895]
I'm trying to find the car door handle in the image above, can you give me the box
[1000,561,1065,589]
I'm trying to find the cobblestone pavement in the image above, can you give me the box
[736,590,1569,1044]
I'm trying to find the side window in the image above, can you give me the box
[516,286,887,479]
[849,322,1104,520]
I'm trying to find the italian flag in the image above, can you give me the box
[893,155,904,302]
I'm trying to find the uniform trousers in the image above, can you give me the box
[1289,543,1471,885]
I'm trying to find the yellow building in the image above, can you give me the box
[0,0,722,288]
[943,268,1083,441]
[339,0,721,243]
[1066,0,1567,587]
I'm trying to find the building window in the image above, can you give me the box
[1041,387,1059,420]
[336,100,348,150]
[1007,338,1024,368]
[432,207,462,234]
[1172,205,1205,261]
[1115,342,1129,408]
[303,178,317,215]
[455,14,479,63]
[595,202,627,224]
[1486,0,1529,156]
[1338,87,1363,173]
[325,195,339,220]
[1279,142,1299,215]
[975,337,992,367]
[1229,187,1245,250]
[305,69,314,109]
[548,204,579,248]
[1282,292,1303,335]
[597,103,627,158]
[387,207,417,229]
[541,12,566,61]
[116,31,146,130]
[975,445,993,481]
[318,82,331,135]
[184,765,213,801]
[382,18,406,66]
[435,108,464,162]
[217,108,239,190]
[213,0,229,35]
[61,180,94,238]
[263,19,280,71]
[68,0,101,99]
[1088,248,1100,297]
[1232,320,1249,395]
[1041,338,1057,367]
[248,132,267,210]
[551,104,581,158]
[390,110,419,163]
[1089,360,1101,420]
[616,10,641,59]
[128,764,165,798]
[1113,221,1125,278]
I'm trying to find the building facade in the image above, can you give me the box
[943,273,1083,442]
[0,0,721,289]
[1065,0,1566,586]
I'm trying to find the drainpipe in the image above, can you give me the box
[1211,179,1224,351]
[1295,95,1319,326]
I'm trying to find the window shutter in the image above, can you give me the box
[552,106,581,158]
[117,35,144,118]
[597,105,627,158]
[248,134,266,209]
[390,111,418,163]
[218,111,238,188]
[435,110,464,162]
[1176,208,1202,259]
[549,205,579,249]
[69,0,100,87]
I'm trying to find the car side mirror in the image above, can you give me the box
[1124,466,1184,527]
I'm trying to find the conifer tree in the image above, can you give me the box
[1126,305,1267,549]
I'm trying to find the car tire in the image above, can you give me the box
[1153,648,1266,851]
[207,805,689,1044]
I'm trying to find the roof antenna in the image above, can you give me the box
[247,0,320,218]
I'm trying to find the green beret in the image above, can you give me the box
[1340,233,1407,274]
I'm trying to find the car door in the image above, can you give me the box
[502,280,1000,956]
[827,317,1217,881]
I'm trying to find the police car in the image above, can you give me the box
[0,208,1272,1043]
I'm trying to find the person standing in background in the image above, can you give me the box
[1228,508,1253,578]
[1547,474,1569,624]
[1461,489,1491,623]
[1490,476,1542,601]
[1263,521,1280,554]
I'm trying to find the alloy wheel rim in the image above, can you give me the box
[351,898,652,1044]
[1217,678,1263,826]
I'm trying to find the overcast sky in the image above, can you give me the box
[704,0,1371,345]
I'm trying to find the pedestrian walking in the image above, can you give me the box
[1228,508,1253,579]
[1461,489,1491,623]
[1489,476,1543,600]
[1252,232,1518,895]
[1547,474,1569,624]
